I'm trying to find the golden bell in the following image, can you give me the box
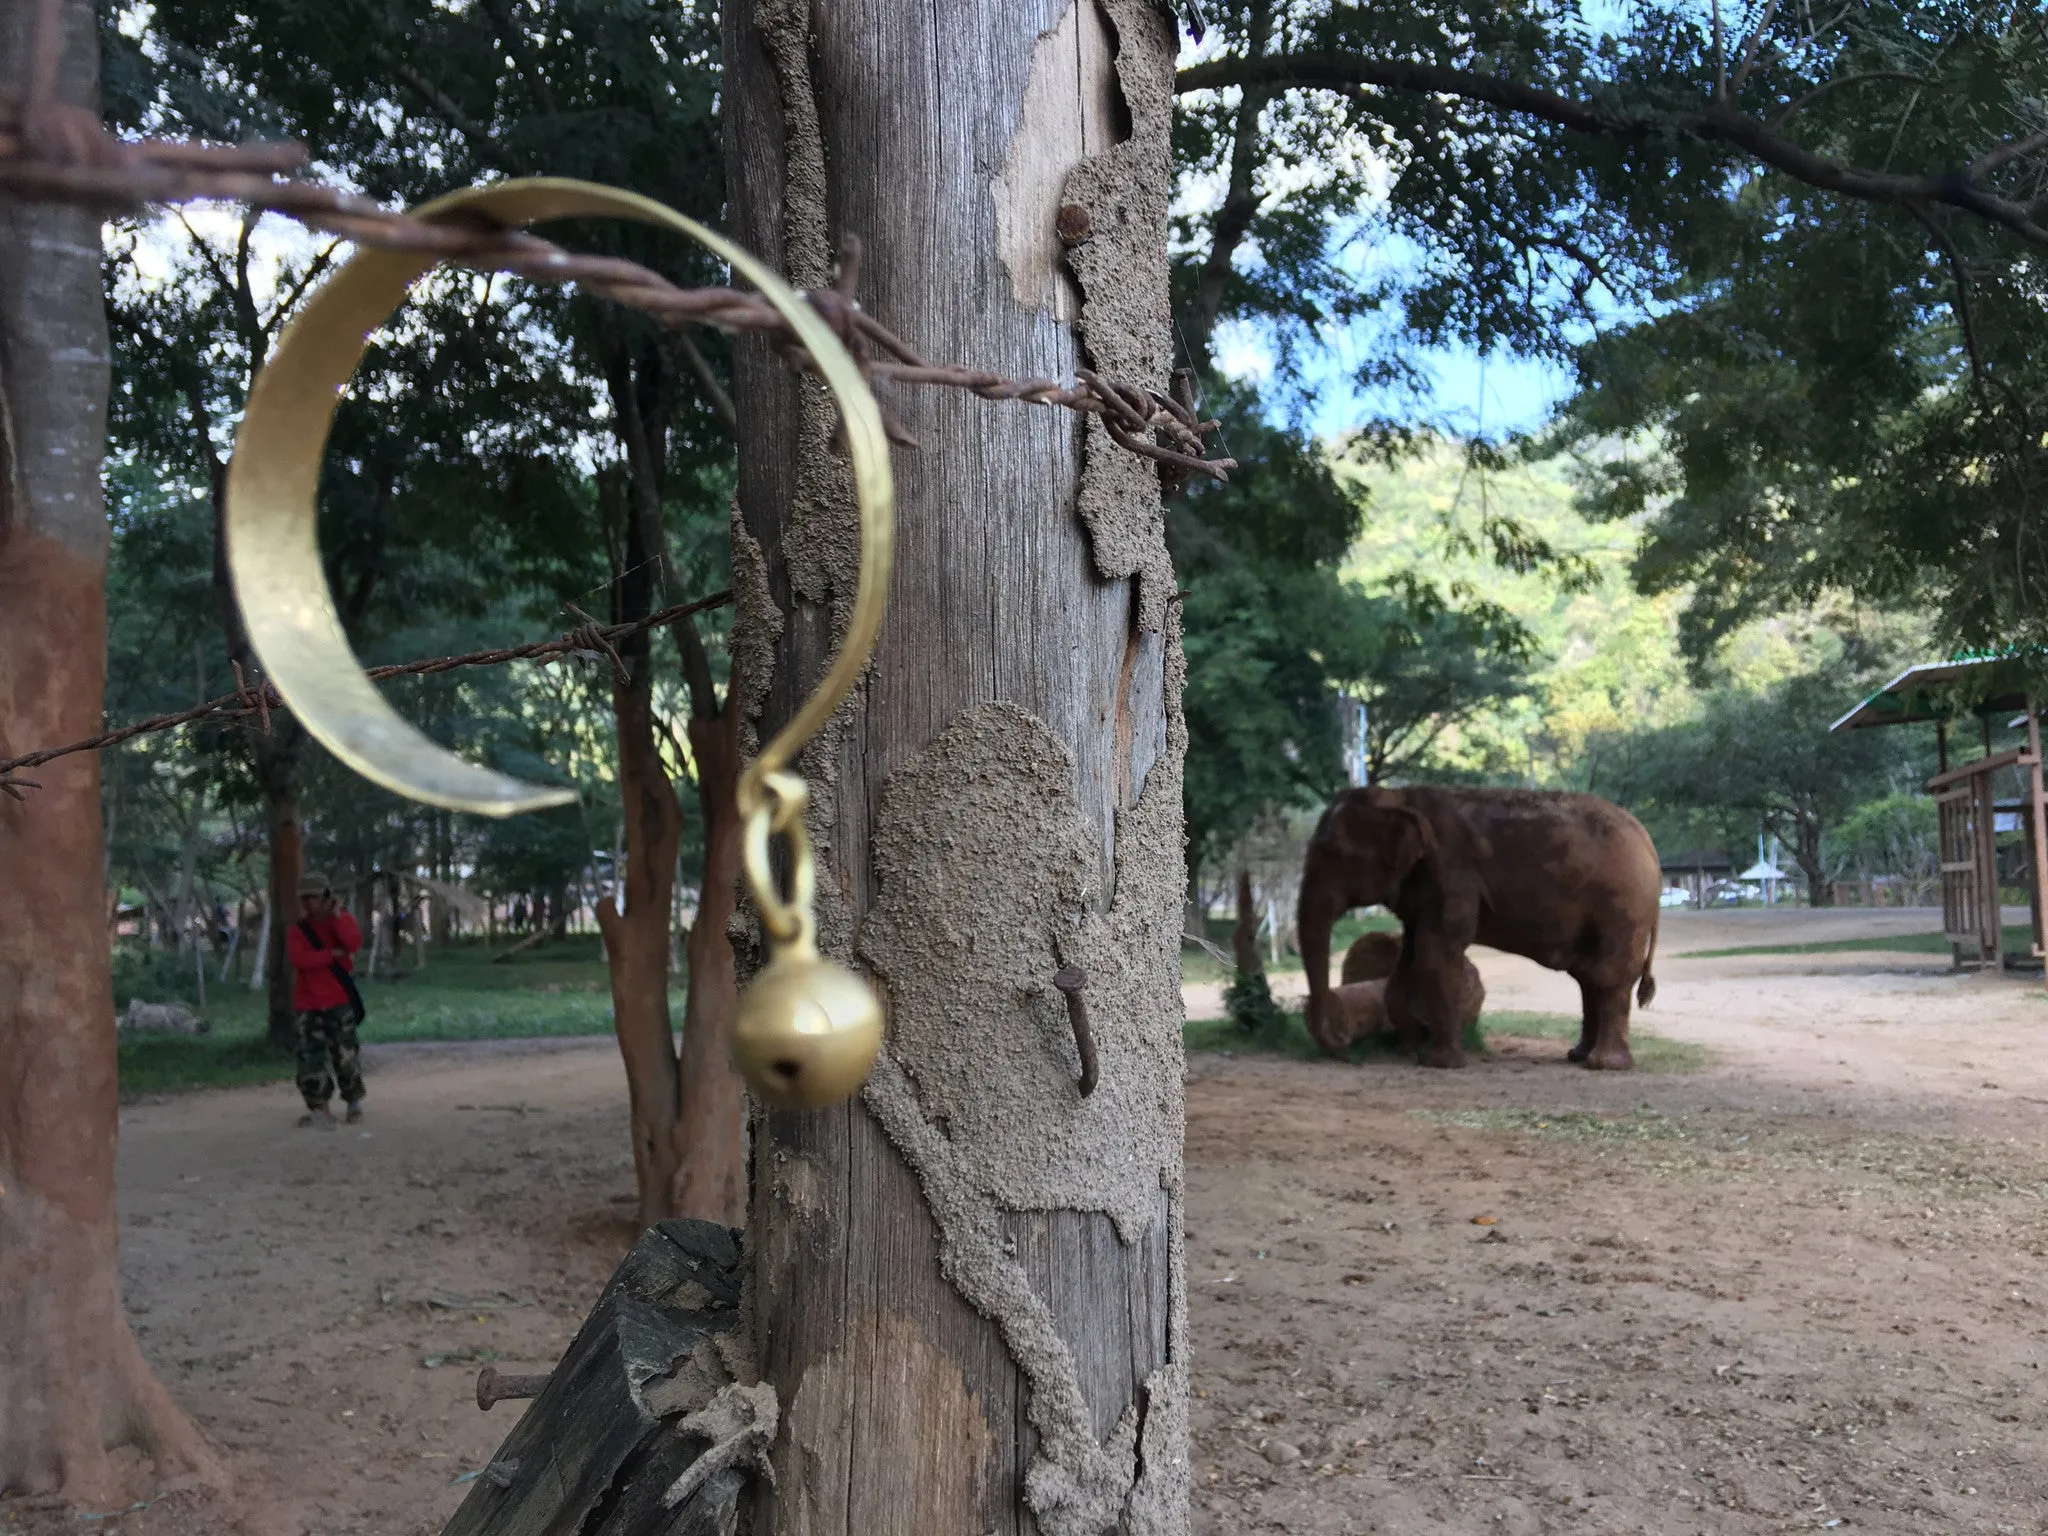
[730,946,884,1111]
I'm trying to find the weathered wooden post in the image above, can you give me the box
[723,2,1191,1530]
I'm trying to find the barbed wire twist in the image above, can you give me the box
[0,591,734,800]
[0,0,1233,479]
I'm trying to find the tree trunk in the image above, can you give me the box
[1231,868,1262,975]
[247,888,270,990]
[594,667,687,1230]
[725,2,1189,1530]
[593,466,689,1229]
[205,348,304,1042]
[666,704,747,1227]
[260,771,300,1043]
[1795,818,1831,907]
[0,0,218,1500]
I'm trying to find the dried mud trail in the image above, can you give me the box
[6,909,2047,1535]
[16,1041,648,1536]
[1189,908,2048,1534]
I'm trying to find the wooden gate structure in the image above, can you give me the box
[1832,655,2048,980]
[1931,751,2013,967]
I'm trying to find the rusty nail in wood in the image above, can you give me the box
[476,1365,551,1410]
[1051,966,1099,1097]
[1056,204,1092,246]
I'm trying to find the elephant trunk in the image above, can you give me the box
[1297,856,1343,1054]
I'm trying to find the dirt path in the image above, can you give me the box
[1188,909,2048,1533]
[12,908,2048,1534]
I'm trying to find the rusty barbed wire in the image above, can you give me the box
[0,0,1234,480]
[0,590,734,800]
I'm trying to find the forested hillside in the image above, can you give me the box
[1332,441,1940,892]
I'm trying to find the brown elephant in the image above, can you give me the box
[1299,786,1660,1070]
[1340,929,1401,984]
[1321,946,1486,1051]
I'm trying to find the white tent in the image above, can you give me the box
[1738,856,1789,905]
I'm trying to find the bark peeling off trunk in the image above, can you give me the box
[860,705,1187,1533]
[1059,0,1179,629]
[861,704,1176,1240]
[992,1,1121,322]
[726,1,1188,1531]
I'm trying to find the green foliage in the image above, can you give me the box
[1172,2,1733,399]
[111,944,211,1011]
[96,0,741,949]
[1176,388,1548,875]
[1681,926,2034,960]
[1222,968,1286,1034]
[1531,10,2048,668]
[1172,3,2048,690]
[1342,571,1535,783]
[1180,560,1364,867]
[1826,794,1939,888]
[117,941,671,1095]
[1174,382,1373,870]
[1586,662,1930,900]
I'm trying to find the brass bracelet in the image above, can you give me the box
[226,177,893,1109]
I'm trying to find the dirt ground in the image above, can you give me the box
[11,907,2048,1534]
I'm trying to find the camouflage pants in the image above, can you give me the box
[295,1005,365,1110]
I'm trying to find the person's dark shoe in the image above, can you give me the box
[344,1101,365,1125]
[298,1107,337,1130]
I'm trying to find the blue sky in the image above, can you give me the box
[1210,271,1585,444]
[1303,336,1575,442]
[1186,0,1641,443]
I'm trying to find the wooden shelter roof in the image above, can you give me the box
[1659,847,1732,872]
[1829,654,2037,732]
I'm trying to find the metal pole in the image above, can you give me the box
[2028,698,2048,979]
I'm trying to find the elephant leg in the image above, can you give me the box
[1415,1024,1466,1070]
[1406,953,1468,1071]
[1566,1008,1596,1063]
[1576,979,1634,1071]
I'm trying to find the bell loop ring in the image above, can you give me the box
[743,769,816,951]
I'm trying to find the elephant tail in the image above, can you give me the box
[1636,920,1659,1008]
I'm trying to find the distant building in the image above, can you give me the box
[1660,848,1733,907]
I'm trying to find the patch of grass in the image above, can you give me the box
[1411,1106,1689,1143]
[117,937,666,1096]
[1679,924,2032,959]
[1184,1006,1486,1064]
[1180,910,1399,984]
[118,1029,301,1096]
[1183,1006,1709,1074]
[1481,1011,1713,1073]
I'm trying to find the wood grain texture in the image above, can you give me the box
[439,1221,746,1536]
[724,1,1184,1531]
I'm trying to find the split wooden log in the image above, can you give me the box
[441,1218,750,1536]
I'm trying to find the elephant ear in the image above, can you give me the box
[1390,802,1438,863]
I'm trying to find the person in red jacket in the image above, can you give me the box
[286,871,365,1128]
